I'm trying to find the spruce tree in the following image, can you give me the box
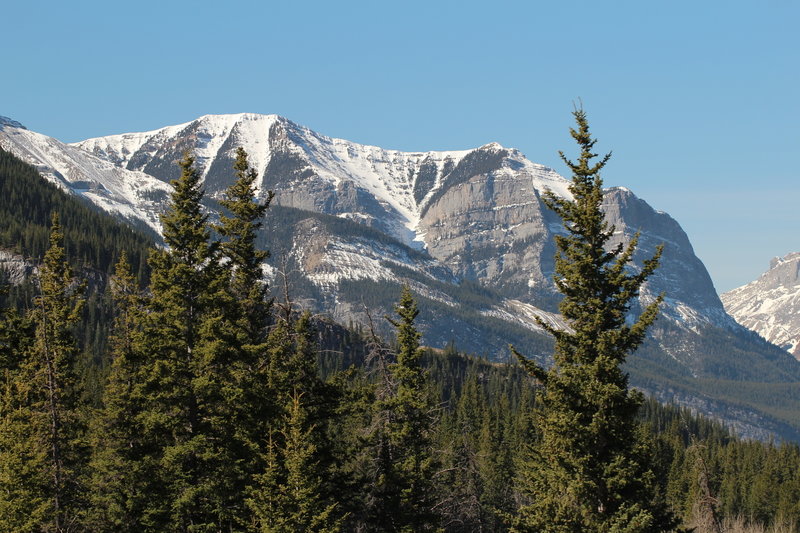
[0,283,44,532]
[86,252,150,532]
[247,391,342,533]
[370,286,439,532]
[216,146,274,346]
[511,109,678,532]
[247,313,342,532]
[0,213,87,532]
[214,148,289,528]
[438,374,489,532]
[137,152,243,530]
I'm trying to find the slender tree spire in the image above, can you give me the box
[512,109,678,532]
[216,146,274,345]
[86,252,149,532]
[32,212,86,532]
[370,286,440,532]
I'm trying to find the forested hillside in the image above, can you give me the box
[0,147,154,278]
[1,145,799,532]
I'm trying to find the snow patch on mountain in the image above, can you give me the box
[76,113,280,189]
[722,252,800,358]
[482,299,571,335]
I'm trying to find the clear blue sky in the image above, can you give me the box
[3,0,798,293]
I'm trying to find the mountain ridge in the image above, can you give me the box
[73,113,573,249]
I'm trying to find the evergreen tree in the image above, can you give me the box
[0,281,33,373]
[438,373,490,532]
[0,214,87,532]
[247,391,342,533]
[247,311,343,532]
[86,252,151,531]
[0,281,44,532]
[137,152,244,530]
[216,146,274,346]
[35,213,88,531]
[367,286,440,532]
[511,109,678,532]
[0,370,51,532]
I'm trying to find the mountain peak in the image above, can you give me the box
[478,141,507,151]
[722,251,800,358]
[769,251,800,270]
[0,116,26,130]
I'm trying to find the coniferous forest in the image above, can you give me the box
[2,118,800,533]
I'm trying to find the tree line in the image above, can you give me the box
[1,116,799,532]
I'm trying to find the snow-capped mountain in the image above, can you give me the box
[70,114,739,350]
[2,112,800,439]
[0,113,766,348]
[74,113,571,248]
[722,252,800,359]
[0,116,171,236]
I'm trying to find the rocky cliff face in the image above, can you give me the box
[602,188,732,323]
[418,145,561,309]
[722,252,800,359]
[0,250,36,285]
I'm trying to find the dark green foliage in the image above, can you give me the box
[0,214,88,531]
[33,214,88,531]
[86,252,150,532]
[247,391,343,533]
[0,147,153,281]
[368,287,440,532]
[0,368,51,532]
[136,152,248,530]
[0,281,42,531]
[247,313,343,532]
[215,146,274,345]
[512,110,678,532]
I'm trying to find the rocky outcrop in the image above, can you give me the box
[602,187,731,325]
[0,250,36,285]
[419,146,560,308]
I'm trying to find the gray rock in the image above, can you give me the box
[0,250,36,285]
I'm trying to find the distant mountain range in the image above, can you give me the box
[723,252,800,359]
[2,112,799,440]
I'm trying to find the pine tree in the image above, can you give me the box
[86,252,151,531]
[137,152,243,530]
[511,109,679,532]
[370,286,439,532]
[247,391,343,533]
